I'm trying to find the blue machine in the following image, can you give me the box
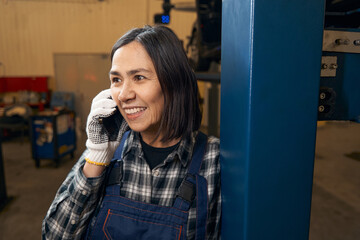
[319,29,360,122]
[30,111,76,167]
[220,0,325,239]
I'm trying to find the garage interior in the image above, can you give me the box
[0,0,359,239]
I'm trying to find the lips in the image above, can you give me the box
[124,107,147,115]
[122,107,147,120]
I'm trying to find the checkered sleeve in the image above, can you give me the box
[42,149,106,240]
[204,136,221,239]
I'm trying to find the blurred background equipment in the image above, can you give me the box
[324,0,360,28]
[30,92,76,168]
[160,0,359,72]
[186,0,221,71]
[319,0,360,121]
[0,104,32,143]
[0,136,8,211]
[154,0,197,24]
[154,0,221,71]
[154,0,173,24]
[319,29,360,121]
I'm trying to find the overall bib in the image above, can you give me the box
[85,132,208,240]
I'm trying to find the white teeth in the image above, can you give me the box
[124,107,146,114]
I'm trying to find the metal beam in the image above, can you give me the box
[220,0,325,239]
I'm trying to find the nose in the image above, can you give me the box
[117,80,135,103]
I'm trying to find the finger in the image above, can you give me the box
[92,98,117,110]
[92,89,112,103]
[90,107,117,118]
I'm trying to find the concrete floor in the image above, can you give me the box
[0,121,359,239]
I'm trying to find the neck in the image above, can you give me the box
[140,133,180,148]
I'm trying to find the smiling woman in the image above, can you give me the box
[42,25,221,240]
[110,41,166,146]
[110,26,202,145]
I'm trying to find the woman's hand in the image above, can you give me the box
[84,89,126,175]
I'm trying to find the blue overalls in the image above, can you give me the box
[85,132,208,240]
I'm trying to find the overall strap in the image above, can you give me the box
[173,132,208,240]
[188,132,207,175]
[112,130,130,161]
[189,132,208,240]
[174,131,207,205]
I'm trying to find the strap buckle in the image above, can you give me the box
[176,173,196,202]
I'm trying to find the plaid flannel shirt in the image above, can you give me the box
[42,130,221,239]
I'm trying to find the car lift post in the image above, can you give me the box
[220,0,325,239]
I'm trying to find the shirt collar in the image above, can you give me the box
[172,132,196,167]
[121,131,142,158]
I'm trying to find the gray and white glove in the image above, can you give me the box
[85,89,128,166]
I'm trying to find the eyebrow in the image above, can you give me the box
[109,68,152,77]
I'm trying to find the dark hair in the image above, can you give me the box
[111,25,202,142]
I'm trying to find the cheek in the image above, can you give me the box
[154,94,165,117]
[158,96,165,112]
[110,87,118,102]
[111,87,126,118]
[110,87,122,109]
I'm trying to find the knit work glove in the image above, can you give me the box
[85,89,128,166]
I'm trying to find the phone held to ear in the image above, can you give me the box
[102,106,121,136]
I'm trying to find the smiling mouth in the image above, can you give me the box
[124,107,147,115]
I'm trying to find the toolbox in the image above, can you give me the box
[30,110,76,167]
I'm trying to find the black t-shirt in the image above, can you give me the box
[140,137,180,170]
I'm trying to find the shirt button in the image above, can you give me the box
[82,190,87,195]
[153,169,160,177]
[71,219,76,225]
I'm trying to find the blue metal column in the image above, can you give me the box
[220,0,325,239]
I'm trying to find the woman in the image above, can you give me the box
[42,25,221,240]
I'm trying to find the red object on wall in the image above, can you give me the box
[0,77,48,92]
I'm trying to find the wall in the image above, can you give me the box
[0,0,196,89]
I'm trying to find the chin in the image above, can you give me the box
[127,123,147,133]
[129,123,159,136]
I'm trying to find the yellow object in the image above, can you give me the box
[85,158,110,167]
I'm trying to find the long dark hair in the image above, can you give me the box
[111,25,202,142]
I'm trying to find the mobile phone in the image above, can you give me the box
[102,107,122,139]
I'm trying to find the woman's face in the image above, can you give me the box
[110,41,164,143]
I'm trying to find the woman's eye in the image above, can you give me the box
[135,75,145,81]
[111,77,121,83]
